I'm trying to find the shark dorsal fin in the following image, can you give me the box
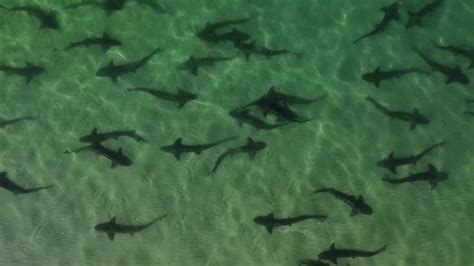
[388,152,394,159]
[177,87,184,94]
[330,243,336,250]
[375,67,381,73]
[246,137,255,145]
[358,195,364,202]
[110,217,117,224]
[413,108,420,115]
[91,128,98,135]
[267,212,274,218]
[108,61,115,67]
[268,86,277,95]
[175,138,183,145]
[117,148,123,155]
[102,32,111,39]
[428,164,437,172]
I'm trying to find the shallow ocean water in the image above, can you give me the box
[0,0,473,265]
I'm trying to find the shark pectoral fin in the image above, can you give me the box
[375,81,380,87]
[389,166,397,174]
[111,162,118,168]
[25,75,34,84]
[409,123,416,130]
[107,232,115,241]
[430,181,438,190]
[191,66,198,76]
[102,44,110,53]
[265,225,273,234]
[329,258,338,264]
[350,208,359,217]
[249,151,256,160]
[428,164,437,172]
[174,153,181,161]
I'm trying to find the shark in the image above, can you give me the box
[127,87,197,109]
[377,141,445,173]
[406,0,443,28]
[0,62,44,84]
[211,137,266,173]
[160,136,236,160]
[366,96,430,130]
[253,213,327,234]
[0,4,60,29]
[318,243,388,264]
[414,48,469,85]
[0,116,35,128]
[60,32,121,52]
[0,172,53,195]
[382,164,448,189]
[196,17,252,43]
[432,42,474,69]
[79,128,146,144]
[313,188,373,217]
[361,67,429,87]
[96,47,162,81]
[65,0,126,16]
[65,142,132,168]
[353,1,400,43]
[95,214,167,241]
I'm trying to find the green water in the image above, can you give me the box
[0,0,473,265]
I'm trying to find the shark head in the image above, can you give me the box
[40,12,60,30]
[318,243,338,264]
[95,217,115,233]
[448,67,469,85]
[412,108,430,125]
[96,61,115,78]
[356,196,373,215]
[176,88,197,108]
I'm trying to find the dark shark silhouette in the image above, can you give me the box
[366,96,430,130]
[0,62,44,84]
[204,27,251,45]
[179,55,235,76]
[0,172,53,195]
[235,41,300,60]
[0,4,59,29]
[253,212,326,234]
[377,141,445,173]
[60,32,121,52]
[65,0,125,16]
[196,17,252,43]
[432,42,474,69]
[65,142,132,168]
[127,87,197,109]
[160,136,236,160]
[382,164,448,189]
[414,48,469,85]
[136,0,166,13]
[406,0,443,28]
[313,188,373,217]
[229,108,288,130]
[0,116,35,128]
[79,128,146,144]
[258,86,325,105]
[318,243,388,264]
[298,259,329,266]
[96,47,162,81]
[353,2,400,43]
[244,87,324,121]
[95,214,167,241]
[362,67,429,87]
[211,137,266,173]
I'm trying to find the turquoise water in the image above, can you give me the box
[0,0,473,265]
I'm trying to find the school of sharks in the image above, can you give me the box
[0,0,470,265]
